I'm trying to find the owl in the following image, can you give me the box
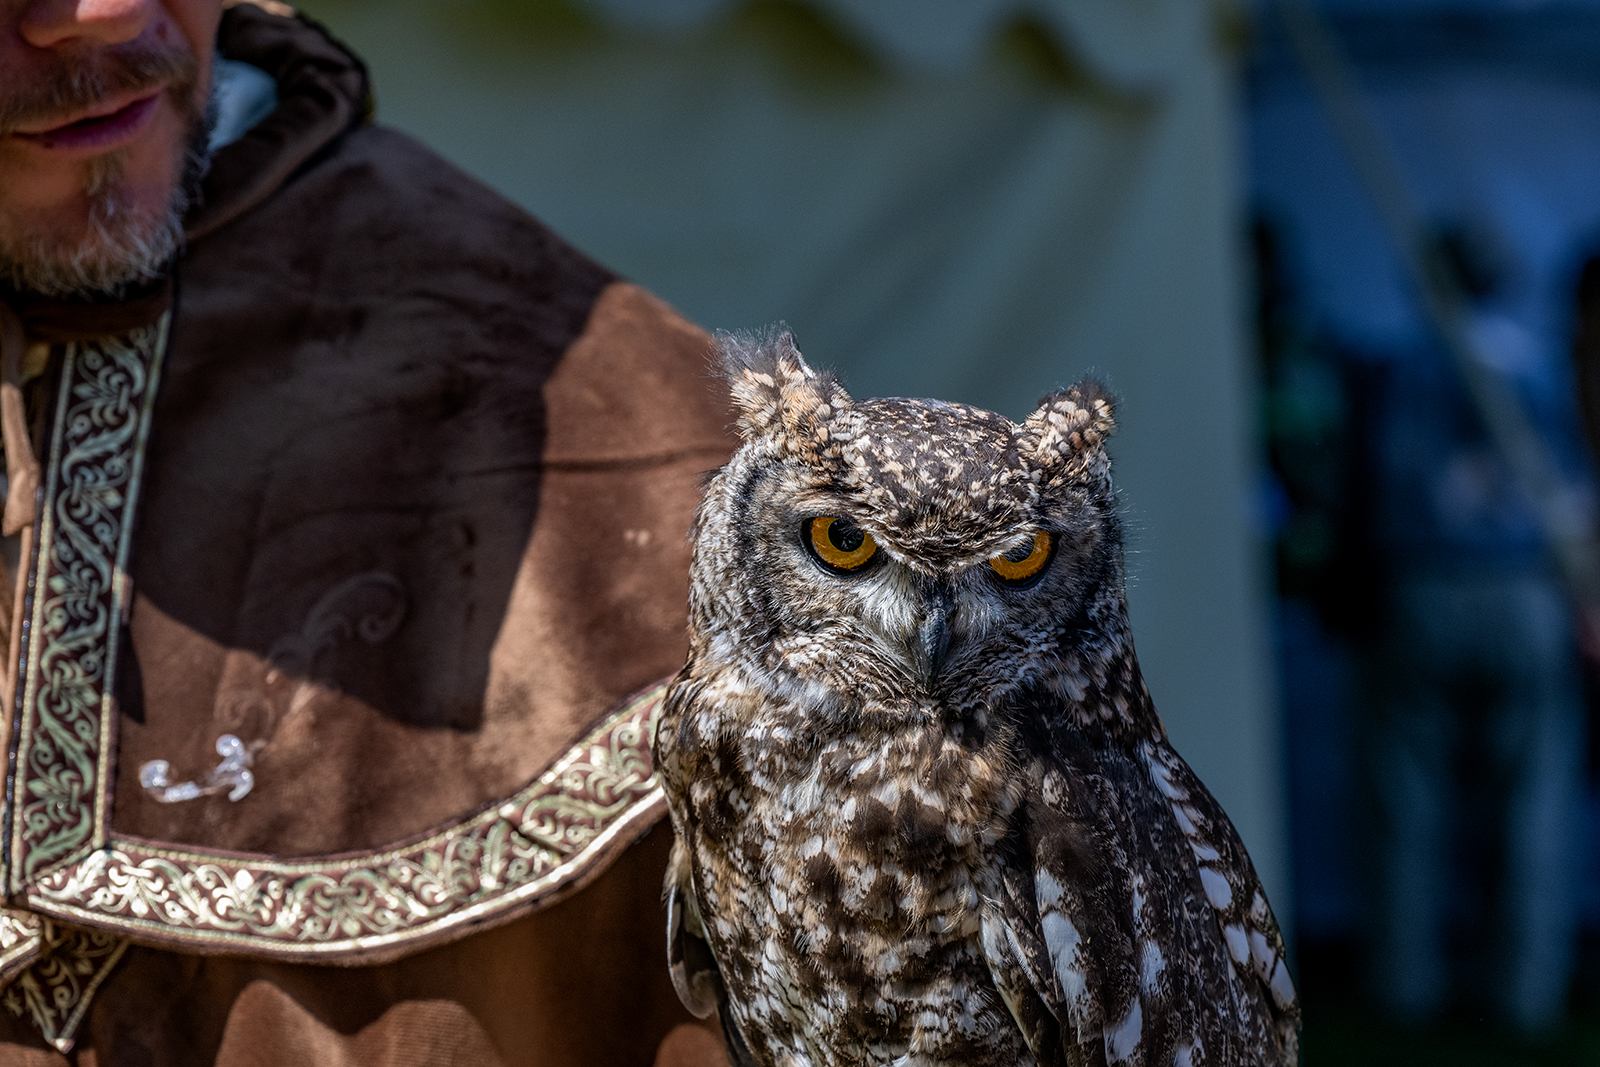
[655,330,1299,1067]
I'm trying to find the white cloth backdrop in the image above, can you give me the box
[301,0,1288,915]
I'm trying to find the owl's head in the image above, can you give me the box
[689,329,1129,722]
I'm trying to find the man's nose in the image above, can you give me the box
[19,0,156,51]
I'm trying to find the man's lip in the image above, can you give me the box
[9,92,164,152]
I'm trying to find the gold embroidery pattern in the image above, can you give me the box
[0,909,46,986]
[0,924,127,1053]
[24,685,665,957]
[6,322,166,891]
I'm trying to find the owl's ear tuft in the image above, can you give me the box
[716,326,852,445]
[1023,379,1116,466]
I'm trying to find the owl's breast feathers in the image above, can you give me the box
[658,667,1299,1067]
[659,672,1035,1066]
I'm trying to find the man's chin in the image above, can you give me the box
[0,82,215,302]
[0,192,183,300]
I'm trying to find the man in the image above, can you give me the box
[0,0,734,1063]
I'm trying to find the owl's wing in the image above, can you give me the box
[665,835,760,1067]
[980,729,1300,1067]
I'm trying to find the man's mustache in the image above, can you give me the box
[0,45,199,136]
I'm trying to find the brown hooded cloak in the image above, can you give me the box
[0,3,735,1064]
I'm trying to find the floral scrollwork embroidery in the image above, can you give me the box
[6,322,167,891]
[0,909,46,987]
[0,923,127,1053]
[24,684,667,957]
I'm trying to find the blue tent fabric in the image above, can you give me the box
[581,0,1190,88]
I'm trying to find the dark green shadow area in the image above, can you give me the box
[713,0,883,95]
[1298,941,1600,1066]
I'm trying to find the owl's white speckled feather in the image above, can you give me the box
[654,330,1299,1067]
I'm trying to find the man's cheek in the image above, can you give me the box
[117,92,196,211]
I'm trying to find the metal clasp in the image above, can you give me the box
[138,734,254,803]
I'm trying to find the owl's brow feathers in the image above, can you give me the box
[717,327,1114,463]
[716,327,1116,560]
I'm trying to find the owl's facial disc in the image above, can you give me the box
[789,513,1060,689]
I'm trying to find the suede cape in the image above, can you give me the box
[0,3,735,1064]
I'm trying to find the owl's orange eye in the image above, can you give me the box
[805,517,879,573]
[989,530,1053,585]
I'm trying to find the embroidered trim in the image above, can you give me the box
[21,685,666,959]
[5,321,167,893]
[1,924,128,1053]
[0,909,46,986]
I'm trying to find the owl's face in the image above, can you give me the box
[689,332,1122,723]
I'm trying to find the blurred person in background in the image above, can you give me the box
[0,0,733,1063]
[1359,221,1585,1032]
[1251,0,1600,1038]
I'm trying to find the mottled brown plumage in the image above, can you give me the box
[655,331,1299,1067]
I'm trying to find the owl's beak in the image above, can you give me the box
[914,584,955,685]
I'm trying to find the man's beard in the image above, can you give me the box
[0,45,216,300]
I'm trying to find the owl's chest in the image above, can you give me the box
[730,717,1010,894]
[683,714,1028,1064]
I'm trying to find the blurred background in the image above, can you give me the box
[289,0,1600,1060]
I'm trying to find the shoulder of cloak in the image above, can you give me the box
[0,11,737,965]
